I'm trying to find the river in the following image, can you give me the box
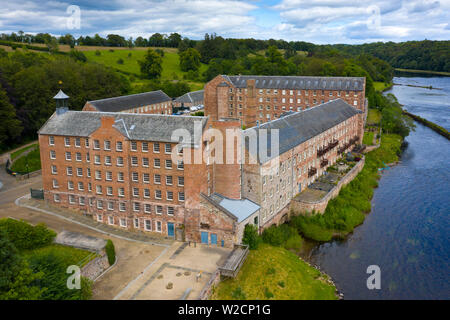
[303,76,450,300]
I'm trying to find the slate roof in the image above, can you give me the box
[223,75,365,91]
[87,90,171,112]
[38,110,208,146]
[244,99,362,163]
[175,90,204,104]
[206,193,260,223]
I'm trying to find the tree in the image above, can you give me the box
[242,224,260,250]
[138,49,163,79]
[179,48,201,72]
[0,231,43,300]
[0,88,22,149]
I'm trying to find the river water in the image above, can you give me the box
[303,76,450,299]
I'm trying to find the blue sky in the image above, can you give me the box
[1,0,449,44]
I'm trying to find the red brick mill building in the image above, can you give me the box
[38,77,365,247]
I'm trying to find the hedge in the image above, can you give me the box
[0,218,56,250]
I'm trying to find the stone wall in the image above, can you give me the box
[290,156,365,214]
[198,269,221,300]
[81,251,110,281]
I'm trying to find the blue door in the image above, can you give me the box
[167,223,174,237]
[201,232,209,244]
[210,233,217,245]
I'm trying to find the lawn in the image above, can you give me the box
[211,244,337,300]
[23,244,97,268]
[367,108,382,124]
[373,81,392,92]
[10,146,41,173]
[84,48,207,93]
[10,143,38,161]
[363,131,375,145]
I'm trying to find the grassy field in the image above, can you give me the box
[373,81,393,92]
[367,108,382,124]
[23,244,96,268]
[211,244,337,300]
[11,146,41,173]
[83,48,207,92]
[363,131,375,145]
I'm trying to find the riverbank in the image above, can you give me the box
[211,244,338,300]
[403,111,450,140]
[395,68,450,77]
[290,133,403,242]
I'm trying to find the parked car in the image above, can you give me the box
[190,106,198,111]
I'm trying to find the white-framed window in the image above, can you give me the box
[178,192,185,202]
[133,187,139,197]
[154,174,161,184]
[96,185,102,194]
[52,179,58,188]
[66,166,73,176]
[107,186,113,196]
[116,156,124,166]
[79,196,85,205]
[154,158,160,168]
[142,157,149,167]
[143,173,150,184]
[119,202,126,211]
[116,141,123,152]
[154,190,162,200]
[54,194,60,202]
[65,152,71,161]
[166,191,173,201]
[153,142,160,153]
[178,176,184,186]
[94,140,100,150]
[177,161,184,170]
[78,182,84,191]
[106,171,112,181]
[119,218,127,227]
[85,138,90,148]
[145,219,151,231]
[166,175,173,185]
[75,137,81,148]
[49,136,55,145]
[107,201,114,211]
[131,156,138,166]
[64,137,70,147]
[142,142,148,152]
[144,203,151,213]
[131,141,137,151]
[75,152,81,161]
[95,170,101,180]
[118,187,125,197]
[97,200,103,209]
[105,156,111,165]
[51,165,57,174]
[86,152,90,162]
[132,172,138,182]
[156,221,162,232]
[104,140,111,151]
[97,214,103,222]
[87,168,91,177]
[143,188,150,198]
[67,181,74,190]
[88,182,92,192]
[156,205,163,214]
[76,167,83,177]
[108,216,114,225]
[118,172,124,182]
[134,218,139,228]
[94,155,100,164]
[165,143,171,154]
[167,206,174,216]
[133,202,140,212]
[165,159,172,169]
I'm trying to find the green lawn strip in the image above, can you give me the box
[10,147,41,173]
[367,108,382,124]
[22,244,97,268]
[211,244,337,300]
[10,143,38,161]
[363,131,375,145]
[291,134,403,242]
[373,81,393,92]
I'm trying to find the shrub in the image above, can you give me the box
[241,224,260,250]
[231,286,246,299]
[105,239,116,265]
[0,218,56,250]
[278,281,285,288]
[117,58,124,65]
[95,50,101,56]
[266,267,276,275]
[284,234,303,250]
[262,224,297,247]
[109,49,114,52]
[264,287,274,299]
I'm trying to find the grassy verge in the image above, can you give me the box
[211,244,337,300]
[395,68,450,77]
[10,147,41,173]
[290,133,403,242]
[373,81,393,92]
[363,131,375,145]
[10,143,38,161]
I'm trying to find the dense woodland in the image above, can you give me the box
[0,31,433,151]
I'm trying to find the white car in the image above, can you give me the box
[190,106,198,111]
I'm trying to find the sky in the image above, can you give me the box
[0,0,449,44]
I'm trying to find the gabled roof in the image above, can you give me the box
[175,90,204,104]
[87,90,171,112]
[223,75,365,91]
[244,99,362,163]
[38,110,208,147]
